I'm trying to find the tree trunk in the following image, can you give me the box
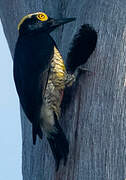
[0,0,125,180]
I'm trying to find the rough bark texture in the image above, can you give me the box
[0,0,126,180]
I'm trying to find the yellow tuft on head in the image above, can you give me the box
[17,12,48,30]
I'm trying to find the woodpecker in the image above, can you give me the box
[13,12,97,171]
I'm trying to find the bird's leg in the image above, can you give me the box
[65,65,92,87]
[65,74,76,87]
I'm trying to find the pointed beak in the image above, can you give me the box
[53,17,76,26]
[46,17,76,32]
[48,17,76,30]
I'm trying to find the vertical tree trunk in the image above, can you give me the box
[0,0,126,179]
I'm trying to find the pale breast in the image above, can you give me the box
[43,46,67,119]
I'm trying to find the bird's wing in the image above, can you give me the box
[66,24,97,73]
[13,34,54,144]
[40,66,50,98]
[13,62,44,144]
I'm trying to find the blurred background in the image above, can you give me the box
[0,20,22,180]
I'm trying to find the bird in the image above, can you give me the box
[13,12,97,171]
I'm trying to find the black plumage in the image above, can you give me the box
[14,32,54,143]
[13,12,97,171]
[66,24,97,73]
[47,113,69,171]
[14,12,75,170]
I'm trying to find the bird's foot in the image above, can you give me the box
[74,65,93,78]
[65,74,76,87]
[65,66,93,88]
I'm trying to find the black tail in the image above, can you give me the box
[47,116,69,171]
[66,24,97,73]
[32,124,43,145]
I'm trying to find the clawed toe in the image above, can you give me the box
[74,65,93,78]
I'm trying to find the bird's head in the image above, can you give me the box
[18,12,75,35]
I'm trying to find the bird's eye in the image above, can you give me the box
[37,13,48,21]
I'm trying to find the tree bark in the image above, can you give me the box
[0,0,126,180]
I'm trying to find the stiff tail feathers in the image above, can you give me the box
[66,24,97,73]
[47,115,69,171]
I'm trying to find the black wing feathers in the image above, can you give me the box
[14,33,54,144]
[66,24,97,73]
